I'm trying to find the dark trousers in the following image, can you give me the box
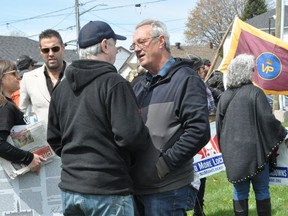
[194,177,206,214]
[197,178,206,205]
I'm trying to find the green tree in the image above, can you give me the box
[242,0,267,20]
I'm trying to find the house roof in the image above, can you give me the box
[121,43,221,71]
[119,43,222,80]
[0,35,79,64]
[170,44,219,63]
[246,6,288,29]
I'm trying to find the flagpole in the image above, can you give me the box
[205,16,236,83]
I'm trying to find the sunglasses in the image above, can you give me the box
[40,46,61,54]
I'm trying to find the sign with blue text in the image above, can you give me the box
[193,122,225,179]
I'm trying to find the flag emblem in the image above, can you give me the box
[256,52,281,80]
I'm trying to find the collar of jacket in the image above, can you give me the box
[145,58,194,88]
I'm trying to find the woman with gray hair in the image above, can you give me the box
[216,54,287,216]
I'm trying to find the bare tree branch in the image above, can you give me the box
[185,0,246,47]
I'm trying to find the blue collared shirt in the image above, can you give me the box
[157,57,175,77]
[146,57,175,87]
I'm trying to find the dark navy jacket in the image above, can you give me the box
[132,58,211,194]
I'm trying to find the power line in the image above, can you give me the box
[0,6,75,26]
[85,0,167,12]
[0,0,166,27]
[51,9,76,30]
[2,0,171,46]
[0,0,102,26]
[79,0,168,33]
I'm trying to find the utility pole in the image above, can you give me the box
[74,1,107,53]
[75,0,80,53]
[272,0,282,112]
[272,0,288,122]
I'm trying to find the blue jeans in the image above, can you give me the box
[61,190,134,216]
[233,164,270,200]
[134,184,198,216]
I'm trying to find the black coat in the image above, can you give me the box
[216,83,287,183]
[47,59,151,195]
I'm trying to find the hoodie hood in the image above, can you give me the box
[173,57,196,71]
[65,59,116,91]
[163,58,197,80]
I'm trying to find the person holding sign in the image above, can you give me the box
[0,59,45,174]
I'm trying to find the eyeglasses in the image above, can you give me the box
[130,36,160,51]
[40,46,61,54]
[3,70,17,76]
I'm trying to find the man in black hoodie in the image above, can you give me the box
[47,21,151,216]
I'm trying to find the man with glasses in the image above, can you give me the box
[47,21,151,216]
[19,29,67,127]
[130,19,211,216]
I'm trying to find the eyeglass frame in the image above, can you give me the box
[40,46,61,54]
[130,35,160,51]
[3,70,18,76]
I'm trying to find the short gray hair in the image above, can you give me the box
[79,38,115,59]
[136,19,171,53]
[226,54,255,88]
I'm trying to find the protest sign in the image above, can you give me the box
[193,121,225,178]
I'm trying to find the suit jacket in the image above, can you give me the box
[19,64,66,128]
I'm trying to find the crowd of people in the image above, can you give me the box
[0,18,287,216]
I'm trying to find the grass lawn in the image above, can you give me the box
[187,121,288,215]
[187,171,288,216]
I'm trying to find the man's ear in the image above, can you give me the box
[100,39,109,54]
[158,35,166,49]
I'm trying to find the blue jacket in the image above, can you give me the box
[131,58,211,194]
